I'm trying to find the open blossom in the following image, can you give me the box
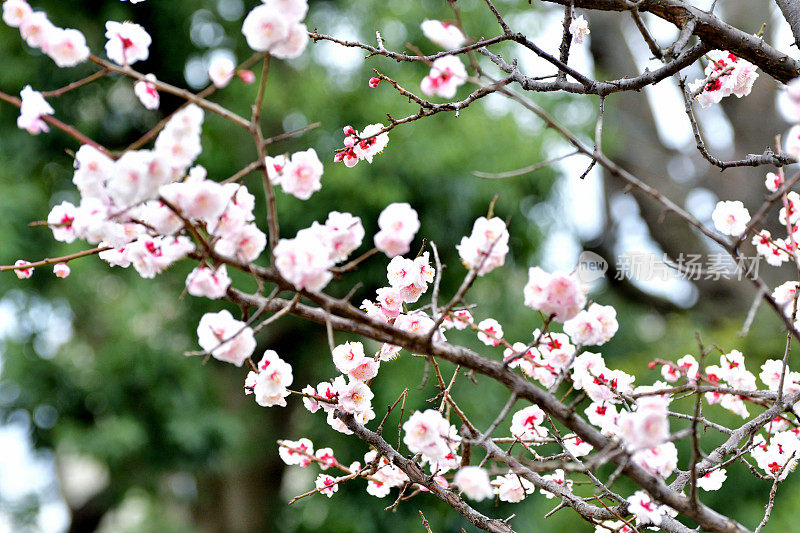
[324,211,364,263]
[494,473,534,503]
[563,303,618,346]
[337,379,374,414]
[569,15,590,44]
[246,350,293,407]
[20,11,54,49]
[186,265,231,299]
[453,467,493,501]
[332,341,366,374]
[787,125,800,161]
[17,85,53,135]
[208,56,235,88]
[278,438,313,466]
[765,172,784,193]
[46,28,90,68]
[47,201,78,243]
[420,19,465,50]
[403,409,450,455]
[689,50,758,108]
[14,260,34,279]
[456,216,509,275]
[510,405,547,441]
[374,202,420,257]
[626,491,665,525]
[697,468,727,491]
[617,396,669,450]
[335,123,389,167]
[196,310,256,367]
[476,318,503,347]
[711,200,750,236]
[315,474,338,497]
[134,75,159,110]
[105,21,151,65]
[241,1,308,58]
[273,228,334,292]
[421,55,467,99]
[523,267,587,322]
[3,0,32,27]
[53,263,70,278]
[279,148,323,200]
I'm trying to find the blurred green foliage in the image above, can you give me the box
[0,1,796,532]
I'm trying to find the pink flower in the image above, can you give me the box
[453,467,493,501]
[368,77,380,88]
[2,0,32,28]
[420,20,466,50]
[46,28,89,68]
[17,85,53,135]
[53,263,70,278]
[280,148,323,200]
[332,341,366,374]
[456,216,509,276]
[185,265,231,299]
[241,4,290,52]
[134,76,159,110]
[14,260,34,279]
[196,309,256,367]
[523,267,587,322]
[374,202,420,257]
[315,474,338,497]
[626,491,665,525]
[421,55,467,99]
[105,21,152,65]
[208,56,235,88]
[510,405,547,441]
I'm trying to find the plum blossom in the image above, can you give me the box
[53,263,70,278]
[689,50,758,108]
[523,267,587,322]
[335,123,390,167]
[374,202,420,257]
[246,350,293,407]
[47,201,78,243]
[421,55,467,99]
[453,467,493,501]
[510,405,547,441]
[403,409,450,456]
[241,0,308,58]
[569,15,590,44]
[711,200,750,236]
[2,0,32,28]
[696,468,727,491]
[617,396,669,450]
[332,341,366,375]
[563,303,618,346]
[456,216,509,275]
[185,265,231,299]
[20,11,54,49]
[494,473,534,503]
[476,318,503,347]
[315,474,338,497]
[46,28,90,68]
[133,75,159,110]
[278,438,313,466]
[273,228,334,292]
[208,56,235,88]
[766,172,784,193]
[278,148,324,200]
[105,21,151,65]
[17,85,53,135]
[196,309,256,367]
[420,19,466,50]
[540,469,573,499]
[626,490,665,525]
[14,260,34,279]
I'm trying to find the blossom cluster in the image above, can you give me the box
[334,124,390,168]
[690,50,758,108]
[241,0,309,59]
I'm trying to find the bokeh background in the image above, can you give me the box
[1,0,799,531]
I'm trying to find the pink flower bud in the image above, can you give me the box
[344,135,356,148]
[368,77,380,88]
[342,125,355,136]
[237,69,256,84]
[333,151,346,163]
[53,263,71,278]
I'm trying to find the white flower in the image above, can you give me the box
[711,200,750,236]
[569,15,590,44]
[105,21,152,65]
[420,20,466,50]
[453,467,493,501]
